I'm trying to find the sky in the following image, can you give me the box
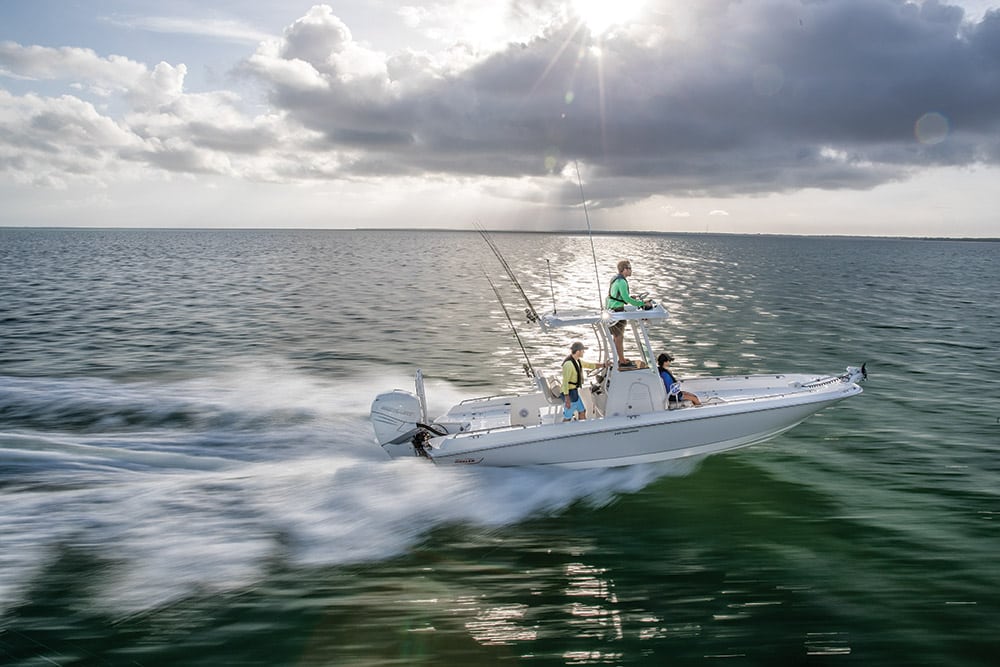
[1,0,999,236]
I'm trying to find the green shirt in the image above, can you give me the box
[606,276,645,309]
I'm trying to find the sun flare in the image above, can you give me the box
[571,0,644,35]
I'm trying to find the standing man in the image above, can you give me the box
[562,341,608,421]
[605,260,649,368]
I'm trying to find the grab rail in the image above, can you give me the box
[458,393,517,405]
[449,423,530,439]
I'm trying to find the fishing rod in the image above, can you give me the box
[574,160,604,311]
[475,222,541,324]
[484,272,535,378]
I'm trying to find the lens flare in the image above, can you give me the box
[915,112,949,145]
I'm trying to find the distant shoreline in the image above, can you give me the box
[0,226,996,243]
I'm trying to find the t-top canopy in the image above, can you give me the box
[539,304,670,330]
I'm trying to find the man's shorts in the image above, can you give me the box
[563,388,585,419]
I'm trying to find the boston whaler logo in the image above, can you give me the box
[613,428,640,437]
[453,457,484,465]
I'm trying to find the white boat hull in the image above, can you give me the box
[373,369,865,469]
[429,388,858,469]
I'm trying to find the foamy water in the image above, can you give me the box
[0,368,692,614]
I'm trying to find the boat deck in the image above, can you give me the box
[435,371,858,436]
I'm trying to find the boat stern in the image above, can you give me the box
[371,389,424,457]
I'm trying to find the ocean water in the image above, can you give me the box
[0,228,997,666]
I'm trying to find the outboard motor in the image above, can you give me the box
[371,390,423,458]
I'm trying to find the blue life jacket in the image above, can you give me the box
[659,368,680,397]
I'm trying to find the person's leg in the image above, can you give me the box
[615,334,634,366]
[611,321,629,364]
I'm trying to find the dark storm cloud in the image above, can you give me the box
[250,0,1000,200]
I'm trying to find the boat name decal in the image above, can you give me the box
[613,428,640,437]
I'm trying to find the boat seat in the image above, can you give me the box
[544,377,564,404]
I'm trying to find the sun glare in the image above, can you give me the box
[571,0,644,35]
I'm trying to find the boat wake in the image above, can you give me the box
[0,369,698,615]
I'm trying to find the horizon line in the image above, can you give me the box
[0,226,997,243]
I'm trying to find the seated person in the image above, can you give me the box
[657,353,702,406]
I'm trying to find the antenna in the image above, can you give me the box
[546,259,557,314]
[575,161,604,311]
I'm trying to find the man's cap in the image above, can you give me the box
[570,341,586,352]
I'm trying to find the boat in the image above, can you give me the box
[371,302,866,469]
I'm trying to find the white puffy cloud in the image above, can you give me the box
[241,5,403,143]
[0,89,143,187]
[0,41,146,88]
[0,40,187,109]
[0,36,334,186]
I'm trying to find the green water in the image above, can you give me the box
[1,229,997,665]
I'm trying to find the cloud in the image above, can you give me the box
[0,40,186,108]
[2,0,1000,211]
[237,1,1000,203]
[100,15,274,44]
[0,40,329,188]
[0,40,149,91]
[396,1,549,52]
[239,7,409,154]
[0,89,141,188]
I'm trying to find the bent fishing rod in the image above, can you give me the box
[475,222,542,324]
[484,272,535,378]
